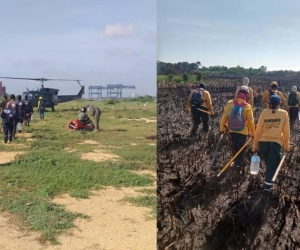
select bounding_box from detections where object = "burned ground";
[157,79,300,250]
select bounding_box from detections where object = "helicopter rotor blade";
[0,77,82,82]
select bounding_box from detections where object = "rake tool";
[217,138,252,177]
[197,108,218,118]
[210,133,224,168]
[271,152,287,183]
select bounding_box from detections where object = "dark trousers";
[230,132,247,167]
[12,118,17,138]
[289,107,299,129]
[3,121,13,142]
[191,105,209,132]
[258,141,282,192]
[39,109,44,119]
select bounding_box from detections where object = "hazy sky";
[0,0,156,97]
[158,0,300,71]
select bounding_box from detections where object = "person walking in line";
[262,81,286,108]
[186,83,214,135]
[219,86,255,182]
[0,94,8,131]
[0,94,8,111]
[286,85,300,130]
[252,94,290,201]
[15,95,25,133]
[235,77,254,109]
[86,105,101,132]
[1,102,14,143]
[37,97,45,120]
[7,94,18,139]
[22,95,33,126]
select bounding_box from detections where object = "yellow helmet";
[270,81,278,86]
[39,96,43,100]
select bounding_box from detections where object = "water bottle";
[250,153,260,175]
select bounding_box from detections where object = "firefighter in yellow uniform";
[262,81,286,108]
[186,83,214,134]
[219,86,255,182]
[235,77,254,109]
[286,85,300,129]
[252,94,290,201]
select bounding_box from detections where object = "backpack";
[288,92,298,106]
[228,100,247,131]
[191,89,203,105]
[269,89,278,97]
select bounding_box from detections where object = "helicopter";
[0,77,85,111]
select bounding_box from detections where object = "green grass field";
[0,97,156,243]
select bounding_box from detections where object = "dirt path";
[0,187,156,250]
[0,136,156,250]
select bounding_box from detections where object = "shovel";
[217,137,252,177]
[271,152,287,183]
[210,133,224,168]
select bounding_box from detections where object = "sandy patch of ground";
[15,133,33,138]
[121,117,157,123]
[81,150,120,162]
[148,143,156,146]
[64,148,77,153]
[78,140,99,145]
[131,143,138,146]
[5,143,28,149]
[0,187,156,250]
[0,152,25,165]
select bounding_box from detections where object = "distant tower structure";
[106,84,135,98]
[88,85,107,99]
[0,81,6,95]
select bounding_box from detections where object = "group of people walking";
[1,92,102,142]
[187,77,297,201]
[0,94,33,143]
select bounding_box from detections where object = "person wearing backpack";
[7,94,18,139]
[1,102,14,143]
[252,94,290,202]
[286,85,300,129]
[37,96,45,120]
[22,95,33,126]
[235,77,254,109]
[262,81,286,108]
[219,86,255,182]
[186,83,214,135]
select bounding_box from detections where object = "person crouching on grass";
[252,94,290,202]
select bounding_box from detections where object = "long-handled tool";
[217,138,252,177]
[197,108,212,115]
[271,152,287,183]
[210,133,224,168]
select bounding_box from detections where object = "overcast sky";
[0,0,156,97]
[158,0,300,71]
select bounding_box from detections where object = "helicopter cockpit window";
[34,95,39,99]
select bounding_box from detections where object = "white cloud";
[104,23,138,37]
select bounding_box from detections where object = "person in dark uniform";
[22,95,34,126]
[7,94,18,139]
[0,94,8,131]
[1,102,14,143]
[78,107,94,130]
[15,95,25,133]
[86,105,101,132]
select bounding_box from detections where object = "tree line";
[157,61,300,83]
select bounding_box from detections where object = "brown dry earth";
[0,135,156,250]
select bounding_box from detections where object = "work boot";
[232,166,241,183]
